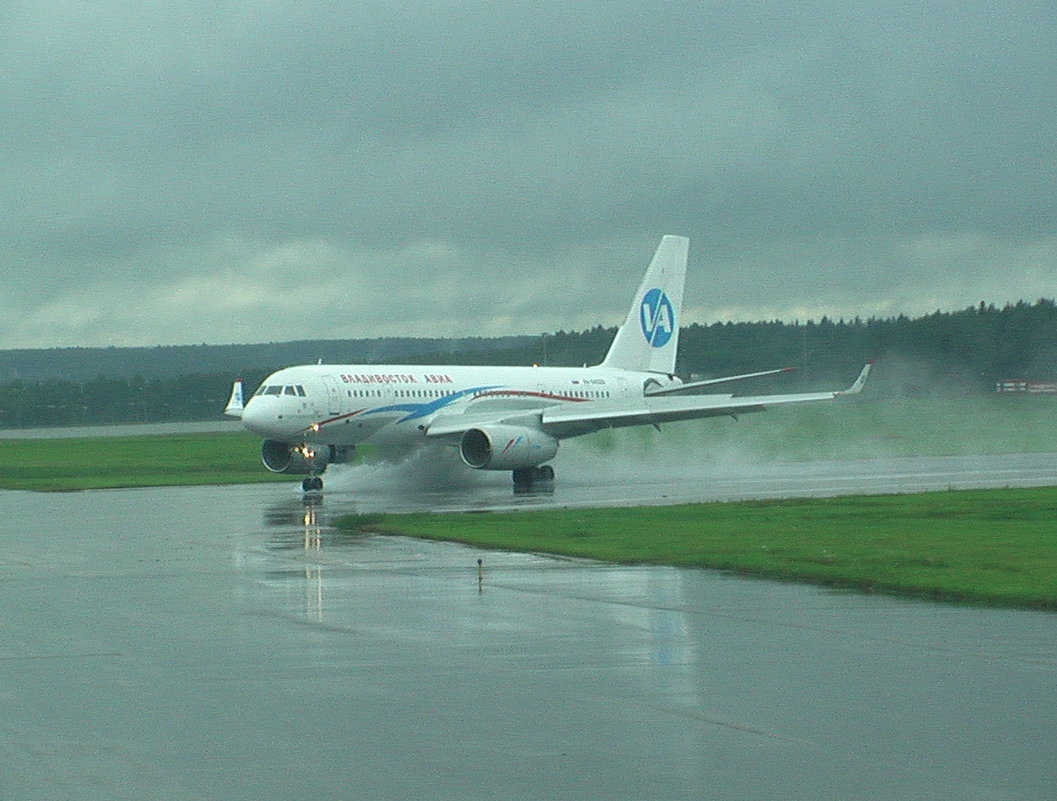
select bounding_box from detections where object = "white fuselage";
[241,363,669,455]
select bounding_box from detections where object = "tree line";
[1,300,1054,428]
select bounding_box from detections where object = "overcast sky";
[2,1,1055,348]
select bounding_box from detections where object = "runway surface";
[1,455,1056,800]
[308,449,1057,513]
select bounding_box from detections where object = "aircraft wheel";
[512,468,533,491]
[302,476,324,492]
[512,465,555,493]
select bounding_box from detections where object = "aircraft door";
[538,380,555,404]
[320,375,343,415]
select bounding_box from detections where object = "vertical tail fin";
[600,235,689,374]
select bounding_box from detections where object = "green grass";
[337,487,1057,610]
[0,432,288,491]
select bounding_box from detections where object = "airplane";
[225,235,872,493]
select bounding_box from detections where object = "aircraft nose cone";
[241,396,283,437]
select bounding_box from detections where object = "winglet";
[224,379,245,418]
[838,361,873,396]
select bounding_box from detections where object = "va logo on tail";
[639,288,675,348]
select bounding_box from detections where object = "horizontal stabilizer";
[645,367,796,396]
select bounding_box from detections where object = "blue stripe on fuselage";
[361,385,503,424]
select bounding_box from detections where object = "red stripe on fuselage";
[299,408,367,434]
[473,390,590,402]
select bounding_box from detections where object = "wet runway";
[2,457,1056,800]
[314,448,1057,513]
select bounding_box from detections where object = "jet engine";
[459,425,559,471]
[261,440,352,474]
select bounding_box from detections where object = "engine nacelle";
[261,440,352,474]
[459,425,559,471]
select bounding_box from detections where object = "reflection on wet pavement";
[0,456,1055,800]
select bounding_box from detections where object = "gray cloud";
[1,1,1055,347]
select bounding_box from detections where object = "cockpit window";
[253,384,306,397]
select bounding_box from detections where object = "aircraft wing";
[539,391,835,438]
[426,363,872,442]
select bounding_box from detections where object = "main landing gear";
[512,464,555,493]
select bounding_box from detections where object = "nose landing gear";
[302,475,324,493]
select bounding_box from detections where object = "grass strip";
[337,487,1057,610]
[0,432,287,491]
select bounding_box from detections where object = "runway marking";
[651,705,801,743]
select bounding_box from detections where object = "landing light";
[310,423,321,432]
